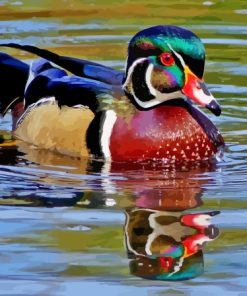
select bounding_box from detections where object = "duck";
[0,25,224,162]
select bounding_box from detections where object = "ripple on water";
[0,5,247,294]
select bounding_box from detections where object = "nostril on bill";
[197,81,211,96]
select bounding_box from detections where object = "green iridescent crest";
[135,34,205,60]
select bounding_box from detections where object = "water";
[0,1,247,295]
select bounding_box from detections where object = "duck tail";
[0,52,29,117]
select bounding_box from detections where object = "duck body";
[0,25,224,162]
[13,78,223,162]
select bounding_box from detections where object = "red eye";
[160,52,175,66]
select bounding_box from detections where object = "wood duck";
[0,25,224,162]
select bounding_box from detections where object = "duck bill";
[182,66,221,116]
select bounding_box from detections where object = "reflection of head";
[125,209,219,281]
[130,250,204,281]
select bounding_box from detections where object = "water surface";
[0,1,247,295]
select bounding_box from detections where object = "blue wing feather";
[0,43,124,85]
[25,58,114,112]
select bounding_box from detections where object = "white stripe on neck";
[122,57,147,91]
[133,90,184,109]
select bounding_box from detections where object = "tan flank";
[14,103,95,158]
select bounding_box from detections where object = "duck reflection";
[122,170,220,281]
[0,140,221,281]
[125,209,219,281]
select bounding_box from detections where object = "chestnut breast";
[110,102,224,162]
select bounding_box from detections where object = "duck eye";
[160,52,175,66]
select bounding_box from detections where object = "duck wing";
[0,43,124,85]
[24,58,114,113]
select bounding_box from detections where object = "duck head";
[123,25,221,116]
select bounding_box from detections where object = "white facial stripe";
[100,110,117,160]
[167,43,186,68]
[145,63,156,96]
[122,57,147,91]
[133,90,184,109]
[123,50,185,109]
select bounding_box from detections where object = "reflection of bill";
[125,209,220,281]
